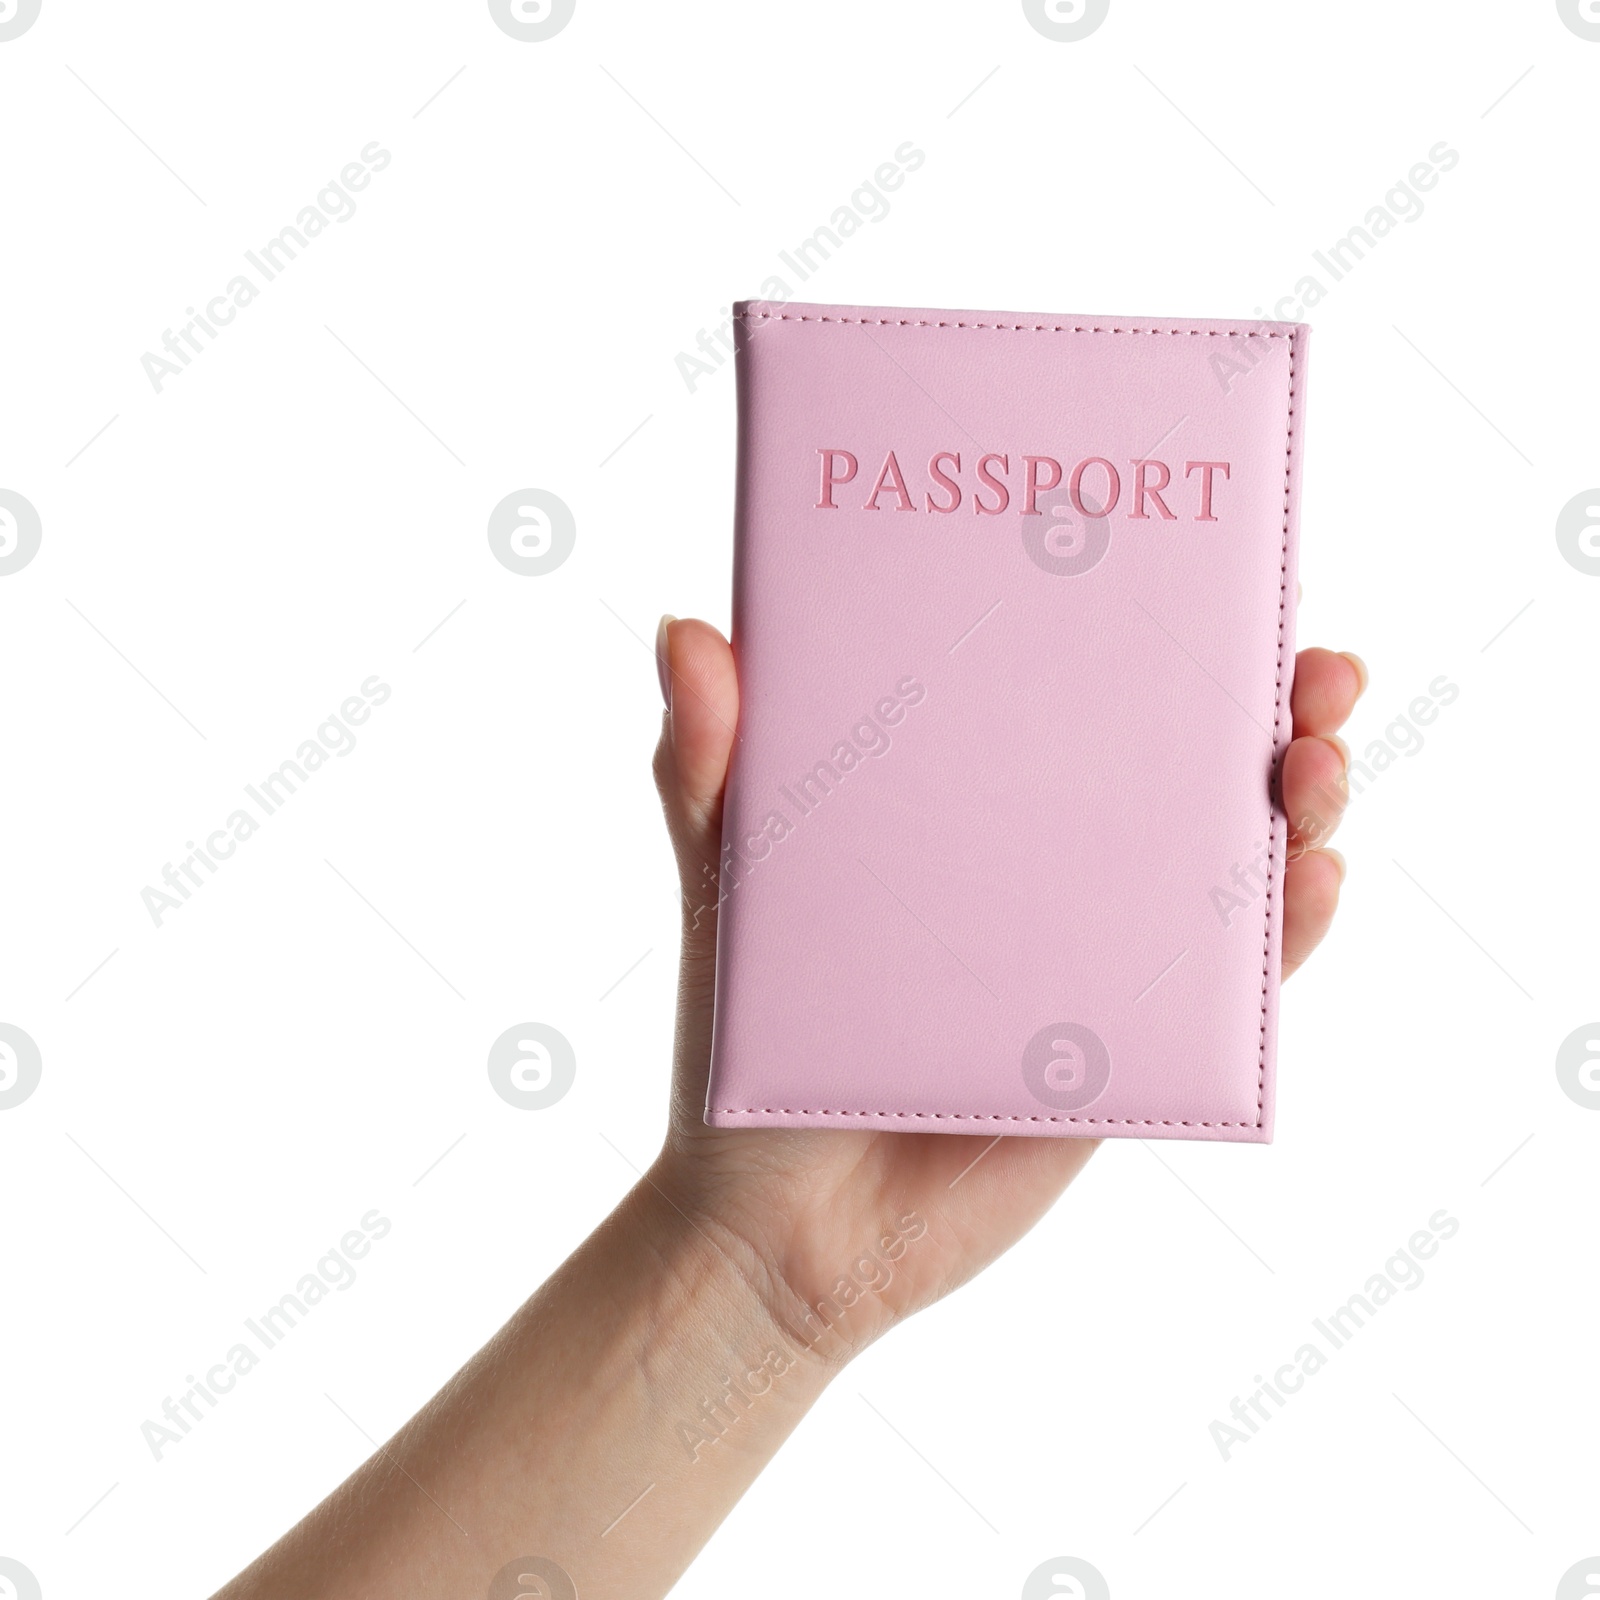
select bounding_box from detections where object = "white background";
[2,2,1596,1596]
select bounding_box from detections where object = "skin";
[214,619,1364,1600]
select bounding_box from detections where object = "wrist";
[639,1154,914,1374]
[600,1167,835,1491]
[627,1164,836,1381]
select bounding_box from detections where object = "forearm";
[213,1173,837,1600]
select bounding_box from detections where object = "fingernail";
[1339,651,1369,700]
[655,614,676,711]
[1322,732,1351,769]
[1323,847,1347,884]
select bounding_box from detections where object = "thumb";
[652,616,739,923]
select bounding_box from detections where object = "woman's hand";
[649,616,1365,1361]
[213,618,1365,1600]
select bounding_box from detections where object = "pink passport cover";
[703,301,1308,1143]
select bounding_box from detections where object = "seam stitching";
[736,310,1290,338]
[1252,327,1296,1128]
[709,1110,1260,1127]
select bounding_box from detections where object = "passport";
[703,301,1309,1143]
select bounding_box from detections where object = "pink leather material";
[703,302,1308,1143]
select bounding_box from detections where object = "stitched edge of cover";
[735,310,1293,338]
[1254,328,1297,1129]
[708,1110,1263,1128]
